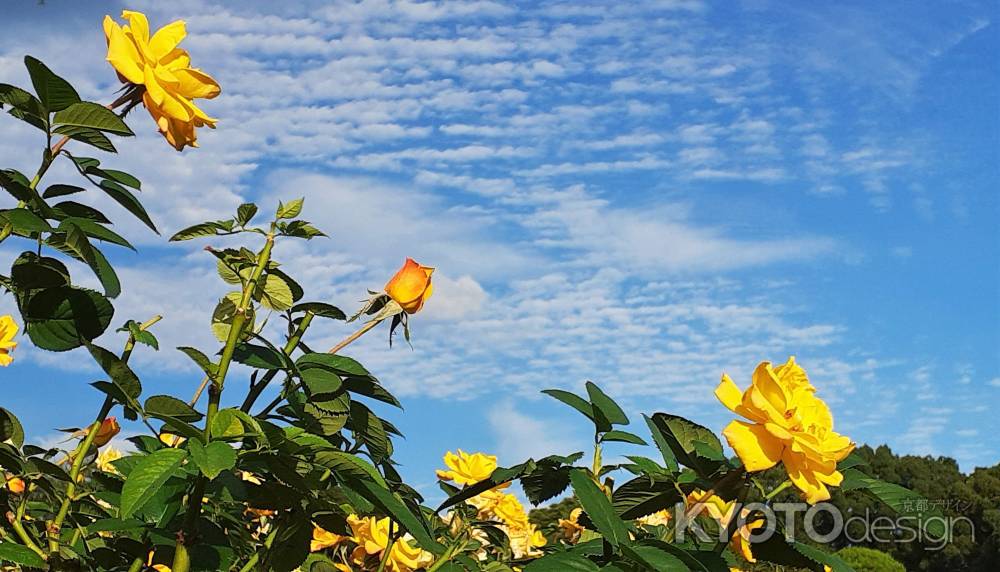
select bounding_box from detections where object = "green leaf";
[751,534,847,572]
[0,408,25,448]
[99,169,141,189]
[291,302,346,320]
[24,55,79,111]
[145,395,203,422]
[47,225,121,297]
[854,477,947,538]
[10,252,69,290]
[523,552,600,571]
[612,474,683,520]
[0,208,52,234]
[601,430,647,445]
[349,401,391,463]
[170,221,230,241]
[120,448,187,518]
[97,179,156,232]
[258,273,294,311]
[211,291,253,343]
[53,125,116,152]
[621,544,687,571]
[647,413,724,477]
[586,381,629,427]
[276,197,304,219]
[644,414,679,473]
[87,342,142,399]
[52,101,132,135]
[23,286,114,351]
[569,469,631,547]
[542,388,602,429]
[313,451,387,488]
[297,353,371,377]
[188,440,237,480]
[262,515,311,572]
[232,343,287,370]
[51,200,111,223]
[58,217,134,250]
[177,346,218,377]
[0,83,46,129]
[0,541,47,567]
[236,203,257,226]
[42,184,85,199]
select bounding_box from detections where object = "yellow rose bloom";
[159,432,186,447]
[5,476,25,494]
[716,357,855,504]
[558,507,585,543]
[96,447,123,474]
[310,524,346,552]
[506,521,547,559]
[636,509,672,528]
[492,492,530,529]
[384,258,434,314]
[103,10,220,150]
[0,315,19,367]
[346,515,433,572]
[685,489,736,524]
[729,508,765,563]
[435,450,507,487]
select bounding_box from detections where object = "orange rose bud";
[384,258,434,314]
[93,417,121,447]
[6,477,25,494]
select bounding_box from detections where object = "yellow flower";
[558,507,585,543]
[146,551,170,572]
[103,10,220,150]
[347,515,433,572]
[93,417,120,447]
[492,492,530,529]
[0,315,18,367]
[435,450,506,487]
[506,521,547,559]
[310,524,346,552]
[159,432,186,447]
[5,476,25,494]
[384,258,434,314]
[636,509,672,528]
[685,489,736,524]
[729,508,765,563]
[716,357,855,504]
[96,447,123,474]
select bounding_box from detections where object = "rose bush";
[0,9,944,572]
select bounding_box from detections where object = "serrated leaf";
[188,440,236,480]
[291,302,345,320]
[87,342,141,399]
[601,430,647,445]
[542,388,602,429]
[586,381,629,426]
[23,286,114,351]
[145,395,203,422]
[120,448,187,518]
[177,346,217,377]
[97,179,156,232]
[570,469,631,547]
[258,273,294,311]
[24,55,79,111]
[54,125,116,152]
[523,552,599,571]
[53,101,132,135]
[236,203,257,226]
[276,197,304,219]
[0,542,46,567]
[170,221,228,241]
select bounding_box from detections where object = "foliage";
[0,10,960,572]
[835,547,905,572]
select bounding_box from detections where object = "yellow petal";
[149,20,187,61]
[715,374,744,413]
[722,420,782,472]
[106,21,145,84]
[173,68,221,99]
[750,361,788,411]
[121,10,150,45]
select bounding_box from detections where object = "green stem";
[240,311,314,413]
[426,540,465,572]
[256,316,385,418]
[9,492,45,560]
[764,479,792,501]
[126,555,145,572]
[48,315,161,555]
[238,525,277,572]
[172,232,275,572]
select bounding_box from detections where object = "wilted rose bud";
[93,417,121,447]
[384,258,434,314]
[5,477,25,494]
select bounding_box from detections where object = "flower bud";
[384,258,434,314]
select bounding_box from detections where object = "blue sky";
[1,0,997,504]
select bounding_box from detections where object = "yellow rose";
[492,492,530,529]
[506,521,546,559]
[159,432,186,447]
[715,357,855,504]
[729,508,765,563]
[310,524,346,552]
[103,10,220,150]
[558,507,585,543]
[636,509,672,528]
[685,488,735,524]
[96,447,123,474]
[346,515,433,572]
[384,258,434,314]
[0,315,19,367]
[93,417,121,447]
[435,450,504,487]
